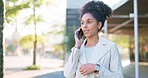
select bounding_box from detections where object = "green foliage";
[6,0,17,2]
[5,1,30,23]
[48,21,65,35]
[28,0,54,6]
[20,35,47,49]
[24,14,44,25]
[54,44,63,52]
[109,34,130,48]
[66,32,75,52]
[6,3,29,17]
[0,0,3,6]
[130,52,135,61]
[66,26,77,52]
[53,44,64,59]
[143,36,148,43]
[6,44,15,53]
[24,65,42,70]
[5,0,53,23]
[20,35,34,48]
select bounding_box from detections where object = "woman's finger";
[81,69,87,76]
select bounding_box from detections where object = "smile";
[83,30,89,33]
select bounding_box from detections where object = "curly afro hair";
[80,1,112,31]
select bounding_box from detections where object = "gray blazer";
[64,37,124,78]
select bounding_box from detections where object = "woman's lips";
[83,30,89,34]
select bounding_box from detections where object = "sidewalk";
[4,56,65,78]
[4,56,148,78]
[123,62,148,78]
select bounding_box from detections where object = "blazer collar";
[80,36,110,64]
[81,36,108,46]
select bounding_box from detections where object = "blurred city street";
[123,62,148,78]
[4,55,148,78]
[4,56,65,78]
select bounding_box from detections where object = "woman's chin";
[85,35,90,38]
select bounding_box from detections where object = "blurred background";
[2,0,148,78]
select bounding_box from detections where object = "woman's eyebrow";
[81,18,94,21]
[87,19,93,21]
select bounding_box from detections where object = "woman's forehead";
[81,13,96,21]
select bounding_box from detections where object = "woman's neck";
[86,35,99,47]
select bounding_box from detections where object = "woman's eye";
[88,21,92,24]
[81,22,84,25]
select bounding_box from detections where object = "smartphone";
[77,28,84,39]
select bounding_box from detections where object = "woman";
[64,1,123,78]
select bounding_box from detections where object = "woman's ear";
[97,21,102,29]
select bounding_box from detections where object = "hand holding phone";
[77,28,84,40]
[74,28,84,49]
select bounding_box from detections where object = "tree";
[5,0,29,34]
[32,0,37,66]
[24,0,53,65]
[19,35,47,52]
[5,0,30,56]
[0,0,4,77]
[5,0,29,23]
[24,0,44,65]
[6,0,52,66]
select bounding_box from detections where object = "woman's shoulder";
[100,36,116,47]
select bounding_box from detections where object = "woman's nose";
[81,23,87,28]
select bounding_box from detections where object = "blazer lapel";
[89,37,110,64]
[78,37,110,64]
[79,40,87,64]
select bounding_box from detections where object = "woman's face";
[81,13,101,38]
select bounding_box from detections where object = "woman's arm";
[95,44,124,78]
[64,47,80,78]
[64,28,84,78]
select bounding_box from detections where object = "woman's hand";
[79,63,96,76]
[74,27,84,48]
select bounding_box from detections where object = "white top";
[85,46,95,62]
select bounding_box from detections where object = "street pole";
[133,0,139,78]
